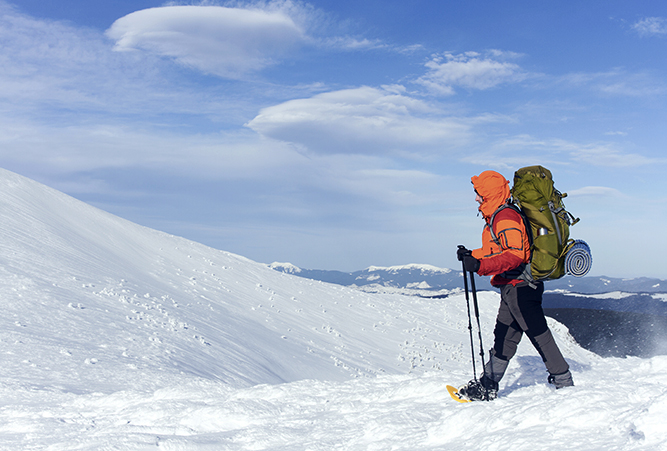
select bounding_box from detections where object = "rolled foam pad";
[565,240,592,277]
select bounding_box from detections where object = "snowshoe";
[458,376,498,401]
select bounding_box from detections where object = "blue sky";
[1,0,666,278]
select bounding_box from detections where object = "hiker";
[457,170,574,401]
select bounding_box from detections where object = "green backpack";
[510,165,580,281]
[490,166,580,282]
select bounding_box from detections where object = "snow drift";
[0,168,666,450]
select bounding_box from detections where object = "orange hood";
[471,170,511,220]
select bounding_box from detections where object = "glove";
[462,254,481,273]
[456,245,471,262]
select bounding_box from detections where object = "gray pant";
[484,282,569,382]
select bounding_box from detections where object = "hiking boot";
[548,370,574,389]
[458,375,498,401]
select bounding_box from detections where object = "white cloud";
[320,36,385,50]
[245,86,471,155]
[105,2,396,79]
[415,51,528,95]
[106,5,306,78]
[559,69,666,97]
[0,3,225,118]
[558,140,667,167]
[632,17,667,37]
[0,4,109,107]
[567,186,624,197]
[462,134,666,170]
[334,166,443,208]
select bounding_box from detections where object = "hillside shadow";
[545,308,667,358]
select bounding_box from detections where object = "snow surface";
[1,167,666,450]
[548,290,636,300]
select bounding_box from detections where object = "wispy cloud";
[319,36,385,51]
[559,69,666,97]
[0,3,114,109]
[320,162,446,209]
[415,50,529,95]
[0,2,234,120]
[462,134,665,170]
[0,117,298,178]
[565,141,667,167]
[632,17,667,37]
[567,186,625,197]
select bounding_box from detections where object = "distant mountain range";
[270,262,667,357]
[269,262,667,295]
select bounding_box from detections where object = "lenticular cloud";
[246,86,472,155]
[106,5,305,78]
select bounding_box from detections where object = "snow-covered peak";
[365,263,452,274]
[268,261,302,273]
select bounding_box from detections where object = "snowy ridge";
[268,261,302,273]
[365,263,452,274]
[269,261,466,292]
[1,167,667,450]
[551,290,635,300]
[270,264,667,295]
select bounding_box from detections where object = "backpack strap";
[488,201,537,287]
[488,201,533,248]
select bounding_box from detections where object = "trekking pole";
[468,270,490,401]
[458,245,478,383]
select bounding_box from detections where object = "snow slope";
[1,167,666,450]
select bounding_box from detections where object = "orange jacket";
[470,171,531,286]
